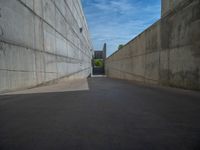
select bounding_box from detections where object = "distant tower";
[103,43,107,61]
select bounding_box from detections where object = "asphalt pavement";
[0,77,200,150]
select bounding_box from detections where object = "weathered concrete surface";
[106,0,200,90]
[0,77,200,150]
[1,78,89,95]
[161,0,185,16]
[0,0,92,93]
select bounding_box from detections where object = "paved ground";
[0,77,200,150]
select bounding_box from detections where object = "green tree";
[94,59,103,67]
[118,44,124,50]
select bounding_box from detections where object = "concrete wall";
[0,0,93,93]
[161,0,184,16]
[106,0,200,90]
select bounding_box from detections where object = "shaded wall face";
[106,0,200,90]
[161,0,184,16]
[0,0,92,92]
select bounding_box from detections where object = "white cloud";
[82,0,161,56]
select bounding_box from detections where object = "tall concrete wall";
[0,0,93,93]
[161,0,184,16]
[106,0,200,90]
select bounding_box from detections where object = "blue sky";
[81,0,161,56]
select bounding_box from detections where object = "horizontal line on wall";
[107,0,196,60]
[107,67,158,83]
[161,0,195,18]
[106,50,161,62]
[106,44,193,62]
[0,67,91,94]
[16,0,91,59]
[0,39,90,64]
[0,68,57,74]
[0,67,91,75]
[54,2,88,51]
[60,67,91,78]
[65,0,91,44]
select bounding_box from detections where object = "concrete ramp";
[1,78,89,95]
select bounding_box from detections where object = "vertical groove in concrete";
[0,0,92,93]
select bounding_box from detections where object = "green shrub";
[118,44,124,50]
[94,59,104,67]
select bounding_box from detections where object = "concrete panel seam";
[106,20,161,60]
[106,50,162,62]
[16,0,91,59]
[0,39,89,64]
[108,67,158,82]
[0,68,57,74]
[63,0,91,48]
[161,0,195,18]
[53,1,91,55]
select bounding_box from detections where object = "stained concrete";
[0,0,92,93]
[0,77,200,150]
[161,0,185,16]
[106,0,200,90]
[1,78,89,95]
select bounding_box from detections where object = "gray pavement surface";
[0,77,200,150]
